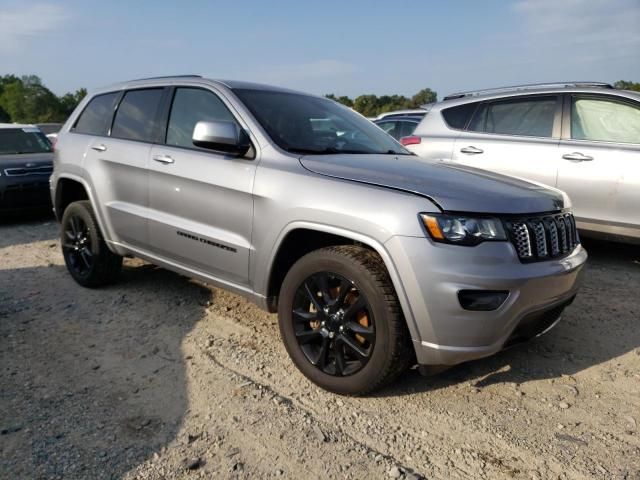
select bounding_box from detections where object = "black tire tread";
[62,200,122,287]
[325,245,414,394]
[281,244,414,395]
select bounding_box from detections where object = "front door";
[147,86,257,285]
[558,93,640,238]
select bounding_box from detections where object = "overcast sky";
[1,0,639,98]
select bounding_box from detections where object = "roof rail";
[443,82,614,101]
[129,74,203,82]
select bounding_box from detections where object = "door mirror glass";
[192,121,251,156]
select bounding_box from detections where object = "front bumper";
[385,236,587,365]
[0,176,52,212]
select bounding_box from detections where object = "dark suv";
[0,124,53,215]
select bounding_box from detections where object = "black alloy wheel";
[62,214,94,277]
[292,272,375,377]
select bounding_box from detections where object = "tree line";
[0,75,86,124]
[326,88,438,117]
[328,81,640,117]
[1,75,639,125]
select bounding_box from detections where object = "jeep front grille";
[505,213,579,262]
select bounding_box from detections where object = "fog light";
[458,290,509,311]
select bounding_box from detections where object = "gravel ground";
[1,215,639,479]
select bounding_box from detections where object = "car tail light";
[400,136,421,146]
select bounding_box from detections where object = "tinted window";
[468,97,557,137]
[111,89,164,142]
[376,121,400,139]
[442,103,477,129]
[166,88,237,148]
[234,89,408,155]
[571,97,640,144]
[0,127,52,154]
[74,92,119,136]
[399,121,418,138]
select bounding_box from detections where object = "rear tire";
[61,200,122,288]
[278,245,413,395]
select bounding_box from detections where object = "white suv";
[402,82,640,244]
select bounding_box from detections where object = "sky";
[1,0,639,99]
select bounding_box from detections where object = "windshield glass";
[234,89,410,155]
[0,128,52,155]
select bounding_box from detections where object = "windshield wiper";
[385,149,413,156]
[286,147,372,155]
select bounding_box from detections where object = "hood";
[299,154,566,214]
[0,152,53,169]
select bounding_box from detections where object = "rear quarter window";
[441,103,478,130]
[74,92,120,136]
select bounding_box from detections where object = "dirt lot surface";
[1,216,639,479]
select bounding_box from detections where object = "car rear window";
[0,128,52,155]
[111,88,164,142]
[74,92,120,136]
[441,103,478,130]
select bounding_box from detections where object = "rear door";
[147,86,257,285]
[451,95,561,188]
[81,88,166,248]
[557,93,640,238]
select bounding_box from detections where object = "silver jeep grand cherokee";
[51,75,587,395]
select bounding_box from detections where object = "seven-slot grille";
[505,213,578,262]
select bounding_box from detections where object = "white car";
[403,82,640,244]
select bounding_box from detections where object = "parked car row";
[4,77,635,394]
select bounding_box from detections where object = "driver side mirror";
[192,121,251,157]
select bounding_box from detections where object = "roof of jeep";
[94,76,308,96]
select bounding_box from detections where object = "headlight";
[420,213,506,246]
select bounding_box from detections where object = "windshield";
[234,89,410,155]
[0,127,52,155]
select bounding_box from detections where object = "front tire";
[278,245,413,395]
[61,200,122,288]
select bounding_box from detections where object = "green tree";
[0,75,61,123]
[353,94,380,117]
[59,88,87,118]
[409,88,437,107]
[325,94,354,108]
[614,80,640,92]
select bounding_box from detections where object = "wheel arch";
[54,175,91,220]
[263,223,420,343]
[54,174,118,254]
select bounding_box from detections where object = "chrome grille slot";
[506,213,579,263]
[512,223,532,258]
[532,222,548,257]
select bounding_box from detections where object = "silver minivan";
[403,82,640,244]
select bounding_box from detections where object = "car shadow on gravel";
[0,212,56,249]
[377,238,640,397]
[0,261,210,479]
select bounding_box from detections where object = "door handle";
[562,152,593,162]
[153,154,175,164]
[91,144,107,152]
[460,146,484,155]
